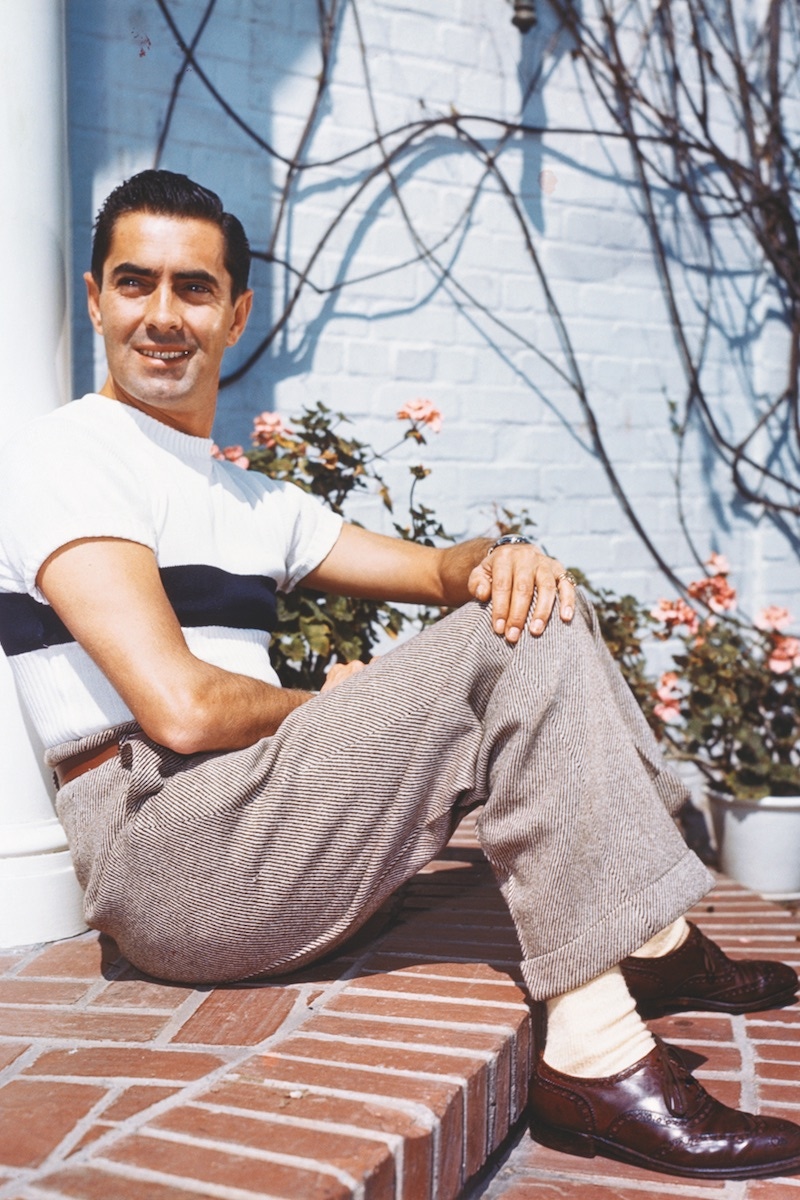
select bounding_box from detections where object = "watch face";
[490,535,531,553]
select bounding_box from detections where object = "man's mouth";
[138,348,191,361]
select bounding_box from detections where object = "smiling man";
[86,206,252,434]
[1,169,799,1182]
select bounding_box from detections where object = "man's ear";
[84,271,104,336]
[226,288,254,348]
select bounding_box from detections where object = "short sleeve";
[0,412,156,601]
[266,480,343,592]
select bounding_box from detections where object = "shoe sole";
[529,1117,800,1180]
[636,985,798,1018]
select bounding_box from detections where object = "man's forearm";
[150,660,314,755]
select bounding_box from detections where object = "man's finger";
[321,660,366,692]
[468,562,492,603]
[527,565,575,635]
[486,558,515,634]
[502,570,538,642]
[556,570,577,622]
[527,580,557,636]
[526,560,563,636]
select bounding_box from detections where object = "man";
[0,169,798,1181]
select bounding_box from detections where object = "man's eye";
[185,282,211,294]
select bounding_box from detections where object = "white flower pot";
[709,791,800,900]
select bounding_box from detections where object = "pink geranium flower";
[687,574,737,614]
[655,671,680,701]
[768,635,800,675]
[211,443,249,470]
[653,672,683,723]
[654,699,682,724]
[705,551,731,575]
[253,411,291,447]
[755,606,793,633]
[396,398,443,433]
[650,598,700,636]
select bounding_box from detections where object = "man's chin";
[109,387,198,429]
[123,373,194,405]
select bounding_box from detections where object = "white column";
[0,0,86,946]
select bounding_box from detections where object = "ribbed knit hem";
[45,721,140,769]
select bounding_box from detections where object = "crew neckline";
[83,393,215,461]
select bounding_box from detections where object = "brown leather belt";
[54,741,121,788]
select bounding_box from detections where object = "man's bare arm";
[37,538,314,755]
[302,523,575,643]
[38,522,574,755]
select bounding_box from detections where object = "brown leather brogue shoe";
[529,1038,800,1179]
[620,921,798,1017]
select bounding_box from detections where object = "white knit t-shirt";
[0,395,343,747]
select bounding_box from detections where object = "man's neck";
[97,377,215,438]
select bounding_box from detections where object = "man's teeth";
[140,349,190,360]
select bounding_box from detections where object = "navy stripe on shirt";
[0,564,278,657]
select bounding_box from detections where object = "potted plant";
[649,556,800,898]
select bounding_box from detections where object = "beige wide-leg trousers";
[48,593,713,996]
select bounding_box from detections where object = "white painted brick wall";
[65,0,800,618]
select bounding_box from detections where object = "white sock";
[544,965,655,1078]
[630,917,690,959]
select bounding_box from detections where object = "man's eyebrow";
[111,262,158,280]
[110,263,221,287]
[174,269,221,287]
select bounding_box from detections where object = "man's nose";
[145,284,182,331]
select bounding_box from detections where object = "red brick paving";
[170,985,299,1046]
[471,882,800,1200]
[1,819,799,1199]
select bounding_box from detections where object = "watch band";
[488,535,533,554]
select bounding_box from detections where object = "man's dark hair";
[91,169,251,298]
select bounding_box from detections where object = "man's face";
[84,211,252,435]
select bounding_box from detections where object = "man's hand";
[303,523,576,645]
[321,660,368,691]
[467,543,575,642]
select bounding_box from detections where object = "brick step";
[1,814,799,1199]
[0,814,529,1200]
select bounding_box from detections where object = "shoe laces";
[700,932,736,986]
[657,1039,701,1118]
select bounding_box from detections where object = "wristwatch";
[488,535,533,554]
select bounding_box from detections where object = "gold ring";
[555,571,577,587]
